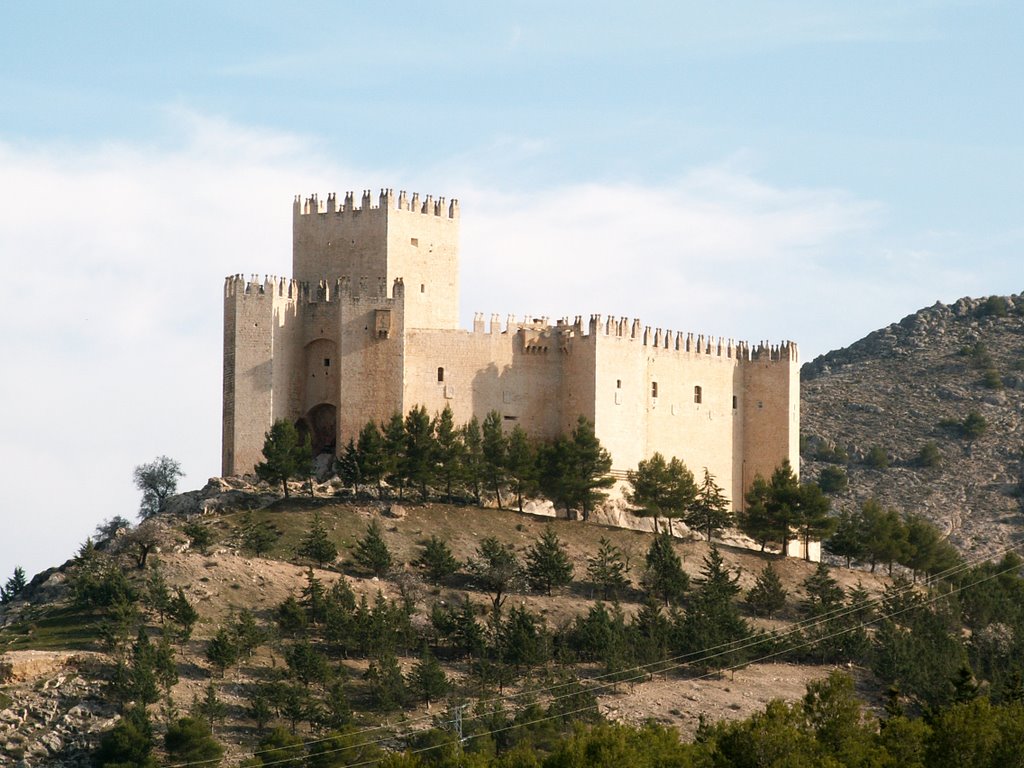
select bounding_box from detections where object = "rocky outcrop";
[0,651,113,766]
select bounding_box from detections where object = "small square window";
[323,358,331,367]
[410,237,419,246]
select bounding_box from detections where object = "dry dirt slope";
[801,293,1024,556]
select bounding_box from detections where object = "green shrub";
[818,466,849,494]
[980,368,1004,390]
[863,445,890,469]
[976,295,1009,318]
[917,441,942,468]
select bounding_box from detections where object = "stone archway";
[305,403,337,456]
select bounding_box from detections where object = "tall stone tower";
[222,189,460,476]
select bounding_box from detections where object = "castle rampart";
[224,189,800,545]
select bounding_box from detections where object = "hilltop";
[801,293,1024,556]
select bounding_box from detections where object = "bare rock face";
[0,651,113,766]
[801,293,1024,556]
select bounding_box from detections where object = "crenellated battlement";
[461,310,798,363]
[224,274,405,304]
[293,188,459,220]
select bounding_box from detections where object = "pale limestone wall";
[591,328,746,508]
[222,276,301,476]
[741,344,801,486]
[292,190,459,331]
[334,294,406,444]
[400,319,581,441]
[225,189,800,540]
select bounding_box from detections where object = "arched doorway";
[304,403,337,456]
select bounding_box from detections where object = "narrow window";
[616,379,622,389]
[420,283,426,293]
[503,415,518,421]
[694,385,702,404]
[323,358,330,367]
[651,382,658,398]
[732,395,737,409]
[437,367,445,383]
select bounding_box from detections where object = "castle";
[222,189,804,553]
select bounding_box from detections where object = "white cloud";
[0,112,1009,581]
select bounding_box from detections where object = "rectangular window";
[651,382,658,398]
[732,395,737,409]
[694,385,702,404]
[323,358,331,367]
[437,367,445,383]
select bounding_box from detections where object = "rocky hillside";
[801,293,1024,556]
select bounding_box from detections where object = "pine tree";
[414,535,459,585]
[468,537,522,615]
[239,512,280,557]
[586,537,630,600]
[792,482,836,560]
[746,561,788,619]
[94,704,157,768]
[433,404,464,503]
[642,532,689,606]
[255,419,313,498]
[301,566,327,624]
[498,605,548,671]
[356,420,388,498]
[1,566,28,604]
[825,508,865,568]
[205,627,239,677]
[169,588,199,644]
[382,412,407,499]
[335,437,361,488]
[627,452,672,534]
[364,652,407,711]
[505,425,537,512]
[525,527,574,595]
[353,519,393,577]
[409,647,449,706]
[231,608,266,658]
[164,716,223,764]
[193,682,228,729]
[685,468,732,542]
[567,416,615,521]
[296,513,338,568]
[676,545,748,667]
[403,405,436,502]
[800,562,844,618]
[461,416,485,505]
[482,410,508,508]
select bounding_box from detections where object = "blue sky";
[1,1,1021,580]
